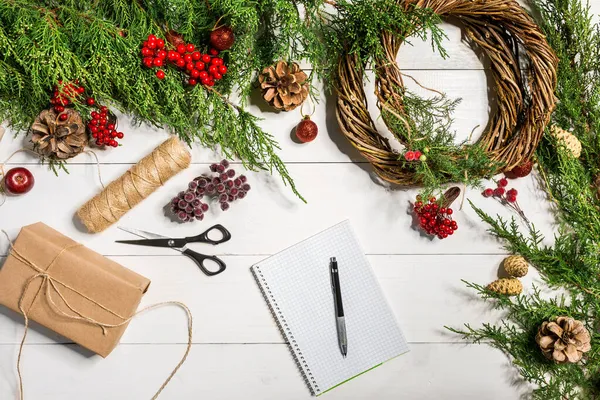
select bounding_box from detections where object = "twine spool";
[77,137,191,233]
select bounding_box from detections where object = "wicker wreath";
[336,0,558,186]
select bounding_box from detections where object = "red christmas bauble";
[506,160,533,179]
[295,116,318,143]
[209,26,235,51]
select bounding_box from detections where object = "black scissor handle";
[186,224,232,245]
[182,248,227,276]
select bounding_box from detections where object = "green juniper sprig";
[454,1,600,397]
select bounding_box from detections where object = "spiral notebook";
[251,220,409,395]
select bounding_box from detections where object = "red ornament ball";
[209,26,235,51]
[295,116,318,143]
[505,160,533,179]
[3,167,35,195]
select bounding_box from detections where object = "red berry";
[191,69,200,78]
[213,72,223,80]
[189,78,198,86]
[100,106,108,113]
[176,59,186,68]
[156,50,167,59]
[143,57,154,68]
[111,140,119,147]
[483,188,493,197]
[218,65,228,74]
[199,71,209,79]
[195,61,206,71]
[192,51,201,61]
[183,53,192,63]
[89,125,98,133]
[494,187,505,196]
[141,47,152,56]
[186,62,195,71]
[147,41,156,49]
[148,34,157,42]
[117,132,124,139]
[177,44,186,54]
[201,77,211,86]
[507,188,518,196]
[209,48,220,56]
[414,150,422,159]
[86,98,95,106]
[153,58,164,67]
[210,57,220,65]
[206,79,215,87]
[429,197,436,203]
[498,178,508,187]
[58,113,68,121]
[96,138,104,145]
[507,194,517,203]
[77,86,85,94]
[186,43,195,52]
[208,65,218,74]
[446,208,453,215]
[167,50,178,60]
[202,54,211,63]
[54,105,65,113]
[156,39,165,48]
[404,151,415,161]
[156,70,165,79]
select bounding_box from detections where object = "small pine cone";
[536,316,591,363]
[550,125,582,158]
[503,255,529,278]
[259,61,309,111]
[486,278,522,296]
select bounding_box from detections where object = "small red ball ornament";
[209,26,235,51]
[295,115,318,143]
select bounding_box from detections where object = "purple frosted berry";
[206,183,216,194]
[219,193,228,203]
[242,183,251,191]
[237,190,246,199]
[193,208,204,217]
[184,192,195,203]
[225,180,234,188]
[197,178,208,187]
[192,199,201,207]
[188,181,198,190]
[233,178,242,187]
[240,175,247,183]
[210,163,218,172]
[197,186,206,195]
[228,194,235,202]
[178,191,186,199]
[171,197,180,205]
[230,188,239,196]
[220,173,228,181]
[195,214,204,221]
[201,203,209,212]
[216,184,226,193]
[178,199,187,209]
[227,169,236,178]
[185,204,194,213]
[216,164,226,173]
[212,177,221,185]
[178,211,188,221]
[220,159,230,168]
[220,202,230,211]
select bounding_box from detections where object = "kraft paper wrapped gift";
[0,222,151,357]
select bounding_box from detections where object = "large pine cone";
[31,108,87,159]
[536,316,591,363]
[259,61,309,111]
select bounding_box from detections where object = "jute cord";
[1,231,193,400]
[335,0,559,186]
[77,137,191,233]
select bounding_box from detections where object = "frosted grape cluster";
[170,160,251,222]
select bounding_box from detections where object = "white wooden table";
[1,6,596,397]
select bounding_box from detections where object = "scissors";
[116,224,232,276]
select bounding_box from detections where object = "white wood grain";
[0,163,556,258]
[0,343,530,400]
[1,254,550,345]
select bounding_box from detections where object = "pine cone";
[550,125,582,158]
[503,255,529,278]
[259,61,309,111]
[536,316,591,363]
[31,108,87,159]
[486,278,522,296]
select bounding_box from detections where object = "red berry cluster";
[404,149,426,162]
[413,196,458,239]
[87,106,124,148]
[140,34,228,86]
[170,160,251,223]
[482,176,529,223]
[482,177,518,202]
[49,80,95,121]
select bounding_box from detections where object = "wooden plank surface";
[2,2,598,398]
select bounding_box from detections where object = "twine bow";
[1,231,192,400]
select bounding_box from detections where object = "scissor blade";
[118,226,168,240]
[115,238,185,250]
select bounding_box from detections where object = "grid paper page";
[252,220,409,395]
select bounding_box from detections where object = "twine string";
[77,137,191,233]
[1,231,193,400]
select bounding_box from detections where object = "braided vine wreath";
[335,0,558,186]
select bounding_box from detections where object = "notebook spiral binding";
[252,266,320,395]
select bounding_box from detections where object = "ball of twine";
[77,137,191,233]
[335,0,558,186]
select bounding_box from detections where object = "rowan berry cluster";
[413,196,458,239]
[482,176,529,223]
